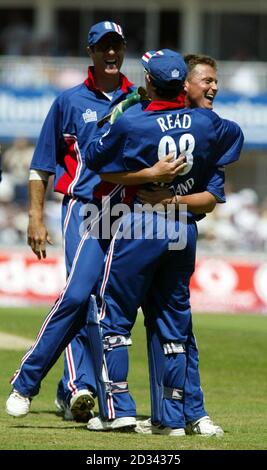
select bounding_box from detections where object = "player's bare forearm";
[175,191,217,213]
[137,188,217,214]
[101,154,187,185]
[28,180,53,259]
[28,180,47,220]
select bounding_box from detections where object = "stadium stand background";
[0,0,267,310]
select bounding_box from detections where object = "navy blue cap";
[88,21,125,46]
[141,49,187,89]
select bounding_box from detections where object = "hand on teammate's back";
[150,153,187,183]
[137,186,174,206]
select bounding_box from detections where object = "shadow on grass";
[9,424,87,430]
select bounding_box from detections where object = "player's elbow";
[202,191,217,214]
[205,200,217,213]
[205,194,217,213]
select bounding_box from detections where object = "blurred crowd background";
[0,0,267,254]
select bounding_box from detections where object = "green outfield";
[0,307,266,450]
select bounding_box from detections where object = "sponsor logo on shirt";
[83,108,97,123]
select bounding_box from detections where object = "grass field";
[0,307,267,450]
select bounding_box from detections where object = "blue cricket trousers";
[96,209,201,427]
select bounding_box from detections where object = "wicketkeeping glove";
[97,86,149,128]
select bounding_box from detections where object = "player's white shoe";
[6,389,31,417]
[70,390,95,423]
[186,416,224,437]
[135,418,185,436]
[87,416,136,431]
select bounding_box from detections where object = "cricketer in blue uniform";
[139,53,222,435]
[85,49,244,432]
[9,21,135,420]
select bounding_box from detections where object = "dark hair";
[184,54,217,77]
[150,78,184,99]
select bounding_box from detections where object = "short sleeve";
[206,166,226,202]
[212,115,244,167]
[30,98,62,174]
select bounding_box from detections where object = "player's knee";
[103,335,132,384]
[63,292,89,310]
[163,342,186,390]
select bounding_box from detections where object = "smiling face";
[89,32,126,78]
[184,63,218,109]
